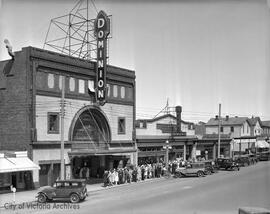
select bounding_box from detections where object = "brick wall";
[0,49,32,155]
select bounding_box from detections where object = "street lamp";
[163,140,172,170]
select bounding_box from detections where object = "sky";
[0,0,270,123]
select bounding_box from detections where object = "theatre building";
[0,46,136,188]
[136,106,198,164]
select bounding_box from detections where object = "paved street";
[2,161,270,214]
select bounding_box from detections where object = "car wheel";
[70,193,80,203]
[177,172,183,178]
[37,193,47,203]
[197,171,204,177]
[205,170,211,175]
[244,162,248,167]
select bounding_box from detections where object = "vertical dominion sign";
[94,10,110,106]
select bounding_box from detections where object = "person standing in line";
[141,165,145,181]
[137,166,141,182]
[115,169,119,185]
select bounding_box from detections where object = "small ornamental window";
[120,86,125,99]
[113,85,118,98]
[48,73,54,89]
[79,79,85,94]
[69,78,75,92]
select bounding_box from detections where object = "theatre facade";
[0,46,136,188]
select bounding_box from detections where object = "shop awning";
[0,154,40,173]
[255,140,270,148]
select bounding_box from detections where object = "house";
[247,117,263,136]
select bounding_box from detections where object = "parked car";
[175,162,207,178]
[256,151,270,161]
[202,160,219,174]
[37,179,88,203]
[234,155,251,167]
[215,158,240,171]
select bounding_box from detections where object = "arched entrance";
[69,105,113,180]
[69,105,111,148]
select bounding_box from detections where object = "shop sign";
[94,10,110,106]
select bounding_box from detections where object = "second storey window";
[48,112,59,134]
[118,117,126,134]
[230,127,234,132]
[220,127,224,133]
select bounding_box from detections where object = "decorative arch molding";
[68,105,111,148]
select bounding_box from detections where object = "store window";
[48,112,59,133]
[48,73,54,89]
[118,117,126,134]
[79,79,85,94]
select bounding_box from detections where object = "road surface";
[2,161,270,214]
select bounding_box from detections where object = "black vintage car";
[215,158,240,171]
[234,155,251,167]
[36,179,88,203]
[202,160,219,174]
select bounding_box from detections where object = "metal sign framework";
[43,0,112,61]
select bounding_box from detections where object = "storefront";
[0,151,40,193]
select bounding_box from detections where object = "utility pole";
[217,103,221,158]
[60,75,65,180]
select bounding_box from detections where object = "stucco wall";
[36,95,133,142]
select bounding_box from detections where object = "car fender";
[37,191,52,200]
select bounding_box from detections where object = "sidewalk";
[0,182,105,208]
[0,178,162,208]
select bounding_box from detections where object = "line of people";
[103,163,167,187]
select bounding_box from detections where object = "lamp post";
[163,140,172,170]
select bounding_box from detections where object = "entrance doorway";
[71,155,129,180]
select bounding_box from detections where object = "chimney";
[175,106,182,133]
[226,115,229,121]
[215,115,219,120]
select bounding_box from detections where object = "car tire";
[197,171,204,177]
[70,193,80,203]
[205,170,211,175]
[37,193,47,203]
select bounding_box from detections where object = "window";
[118,117,126,134]
[48,113,59,133]
[79,79,85,94]
[113,85,118,97]
[107,84,110,97]
[220,127,223,133]
[230,127,234,132]
[69,78,75,92]
[120,86,125,99]
[48,73,54,89]
[59,75,63,90]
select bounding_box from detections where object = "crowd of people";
[102,159,189,187]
